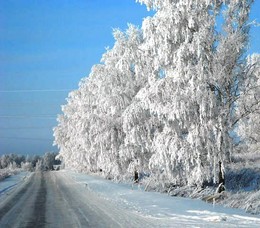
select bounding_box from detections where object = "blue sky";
[0,0,259,156]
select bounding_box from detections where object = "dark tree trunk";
[218,161,225,193]
[134,170,139,183]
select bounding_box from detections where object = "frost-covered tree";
[21,161,33,171]
[236,54,260,154]
[54,25,148,177]
[207,0,256,187]
[122,95,161,176]
[54,0,257,187]
[123,0,255,186]
[42,152,58,170]
[0,154,26,169]
[54,87,93,171]
[123,0,223,185]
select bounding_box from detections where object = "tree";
[54,25,148,177]
[54,0,257,187]
[0,154,26,169]
[123,0,255,186]
[43,152,57,170]
[21,161,33,171]
[124,0,224,185]
[236,54,260,155]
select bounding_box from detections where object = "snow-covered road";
[0,171,166,227]
[0,171,260,227]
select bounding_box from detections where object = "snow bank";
[164,167,260,215]
[135,163,260,215]
[214,164,260,214]
[0,169,19,181]
[0,171,30,196]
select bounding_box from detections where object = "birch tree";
[236,54,260,155]
[54,25,148,177]
[124,0,223,185]
[54,0,257,186]
[125,0,255,186]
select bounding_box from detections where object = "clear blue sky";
[0,0,259,156]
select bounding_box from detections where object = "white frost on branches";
[236,54,260,154]
[54,0,258,186]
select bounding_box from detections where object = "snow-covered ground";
[0,171,30,196]
[1,170,260,227]
[66,170,260,227]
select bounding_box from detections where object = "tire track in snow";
[25,172,47,228]
[0,176,30,219]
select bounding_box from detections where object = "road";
[2,171,260,228]
[0,171,158,228]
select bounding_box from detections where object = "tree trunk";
[218,161,225,193]
[134,170,139,183]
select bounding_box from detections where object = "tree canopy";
[54,0,259,186]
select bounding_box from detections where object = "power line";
[0,136,53,141]
[0,127,53,130]
[0,103,62,107]
[0,115,57,119]
[0,89,73,93]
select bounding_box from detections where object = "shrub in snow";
[0,169,19,181]
[21,162,34,172]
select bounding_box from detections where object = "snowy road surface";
[0,172,157,227]
[0,171,260,227]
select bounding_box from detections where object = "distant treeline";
[0,152,61,171]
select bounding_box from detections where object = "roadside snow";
[0,171,30,196]
[65,170,260,227]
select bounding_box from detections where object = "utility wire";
[0,136,53,141]
[0,89,73,93]
[0,127,53,130]
[1,103,62,107]
[0,115,57,119]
